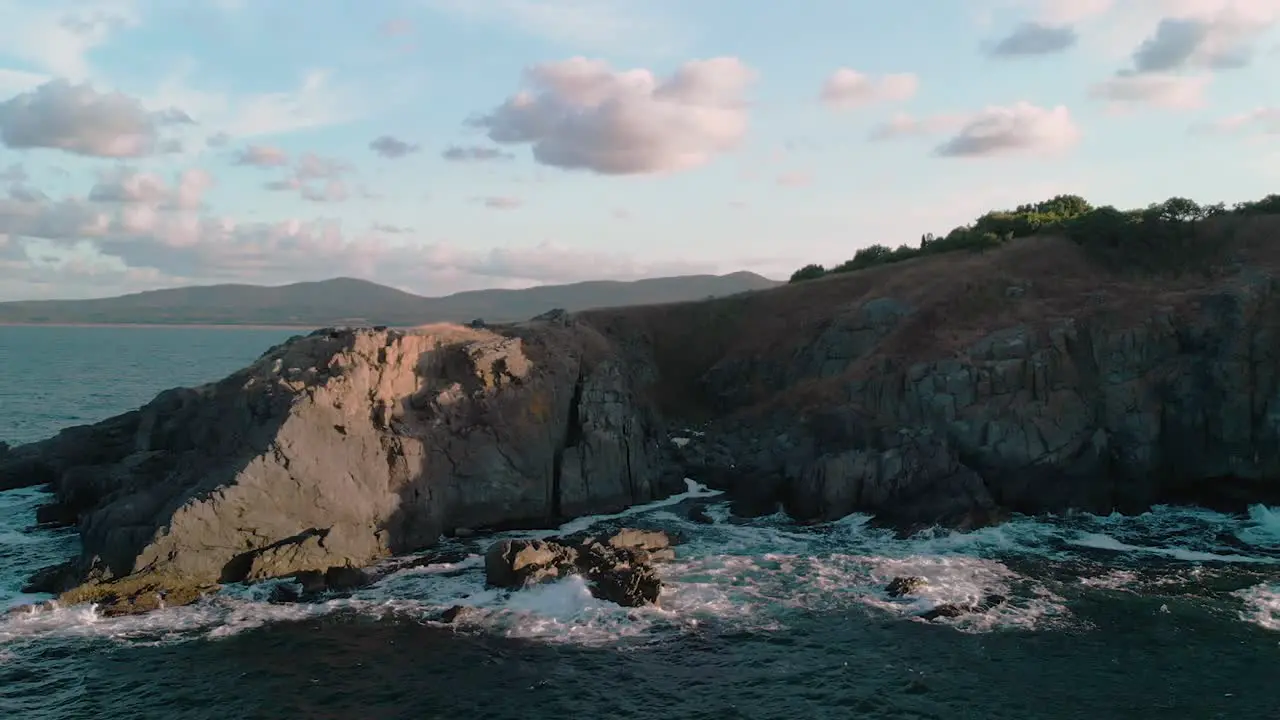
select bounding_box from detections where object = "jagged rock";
[439,605,478,624]
[885,576,928,598]
[21,561,80,595]
[483,529,674,607]
[531,308,571,326]
[686,504,715,524]
[8,323,681,613]
[919,594,1007,621]
[34,502,78,528]
[652,271,1280,529]
[484,539,579,588]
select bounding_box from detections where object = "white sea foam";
[1234,583,1280,632]
[3,483,1280,649]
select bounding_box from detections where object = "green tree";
[788,263,827,283]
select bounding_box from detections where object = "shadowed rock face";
[9,231,1280,613]
[643,270,1280,529]
[1,321,683,607]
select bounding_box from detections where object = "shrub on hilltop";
[790,193,1280,281]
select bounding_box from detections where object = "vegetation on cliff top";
[790,194,1280,283]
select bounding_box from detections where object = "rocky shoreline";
[4,234,1280,614]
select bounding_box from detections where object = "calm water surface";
[1,325,1278,719]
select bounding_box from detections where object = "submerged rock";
[484,528,674,608]
[885,576,928,598]
[919,594,1008,621]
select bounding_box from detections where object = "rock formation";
[484,528,674,607]
[582,230,1280,530]
[7,227,1280,613]
[1,320,683,610]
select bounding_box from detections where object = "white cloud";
[1089,73,1210,108]
[819,69,918,108]
[0,186,718,293]
[470,56,755,175]
[479,196,522,209]
[0,0,139,81]
[935,102,1080,157]
[442,144,515,162]
[1202,106,1280,132]
[141,69,366,157]
[232,145,289,167]
[869,112,967,140]
[0,79,160,157]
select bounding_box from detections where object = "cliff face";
[1,319,681,600]
[584,226,1280,529]
[8,224,1280,609]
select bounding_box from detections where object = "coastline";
[0,322,365,330]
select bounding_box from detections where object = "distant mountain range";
[0,273,781,327]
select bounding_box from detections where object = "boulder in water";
[885,575,928,598]
[483,528,674,607]
[919,593,1007,621]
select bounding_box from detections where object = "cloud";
[869,112,966,140]
[85,168,213,210]
[369,134,420,158]
[820,69,918,108]
[258,153,353,202]
[372,223,411,233]
[479,196,522,209]
[442,144,515,162]
[935,102,1080,157]
[468,56,755,175]
[989,22,1078,56]
[1201,106,1280,133]
[1089,73,1210,108]
[206,132,231,148]
[0,79,162,157]
[301,179,348,203]
[147,70,366,148]
[295,152,352,180]
[232,144,289,167]
[1120,3,1280,74]
[0,163,27,184]
[0,186,717,293]
[0,2,139,80]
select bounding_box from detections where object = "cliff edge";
[2,318,682,611]
[584,215,1280,529]
[7,211,1280,612]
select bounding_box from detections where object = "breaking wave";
[4,479,1280,652]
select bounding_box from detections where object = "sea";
[1,325,1278,719]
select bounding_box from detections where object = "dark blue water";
[1,325,1278,719]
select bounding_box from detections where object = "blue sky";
[0,0,1277,300]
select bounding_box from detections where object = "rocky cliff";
[584,226,1280,530]
[1,318,683,608]
[8,224,1280,611]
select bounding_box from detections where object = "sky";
[0,0,1277,300]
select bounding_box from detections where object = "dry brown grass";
[583,225,1280,419]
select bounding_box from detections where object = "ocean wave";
[1234,583,1280,632]
[3,481,1280,649]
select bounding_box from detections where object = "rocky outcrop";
[2,320,682,610]
[592,244,1280,531]
[484,528,675,607]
